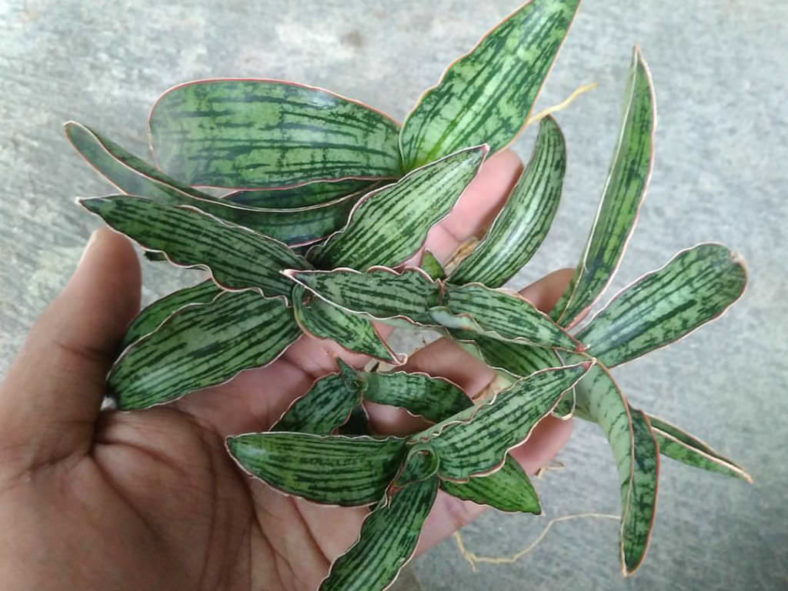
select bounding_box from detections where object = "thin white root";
[453,512,618,572]
[525,82,598,126]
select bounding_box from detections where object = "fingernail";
[78,230,99,266]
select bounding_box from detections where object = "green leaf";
[292,285,399,363]
[149,79,402,188]
[575,364,658,575]
[307,146,487,269]
[80,196,308,299]
[441,456,541,514]
[433,284,577,349]
[576,244,747,367]
[414,363,589,480]
[223,179,379,208]
[360,371,471,423]
[287,267,440,325]
[646,413,752,482]
[399,0,579,169]
[121,280,221,349]
[320,477,438,591]
[451,331,560,378]
[551,47,656,327]
[272,360,362,434]
[394,444,441,487]
[66,122,359,246]
[448,116,565,287]
[420,250,446,281]
[228,432,406,506]
[109,291,301,409]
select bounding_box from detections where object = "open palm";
[0,151,573,590]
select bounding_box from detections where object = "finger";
[178,151,524,436]
[0,228,140,469]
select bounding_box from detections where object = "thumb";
[0,228,140,471]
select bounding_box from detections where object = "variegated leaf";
[121,280,221,348]
[433,283,577,349]
[273,360,362,434]
[109,291,301,409]
[576,244,747,367]
[449,116,565,287]
[394,444,441,488]
[441,455,541,514]
[223,179,380,209]
[575,363,658,575]
[292,285,399,363]
[80,196,308,298]
[552,47,656,327]
[414,363,589,480]
[66,122,362,246]
[320,477,438,591]
[360,371,470,423]
[399,0,579,169]
[287,267,440,325]
[307,146,486,270]
[227,433,406,506]
[149,79,402,188]
[451,330,560,378]
[646,413,751,482]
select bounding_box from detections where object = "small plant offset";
[66,0,749,588]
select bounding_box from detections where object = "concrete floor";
[1,0,786,589]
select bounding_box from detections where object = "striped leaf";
[399,0,579,169]
[121,280,221,348]
[287,267,440,325]
[149,79,402,188]
[109,291,301,409]
[414,364,589,480]
[420,250,446,281]
[80,196,308,299]
[433,284,577,349]
[272,360,362,434]
[551,48,656,327]
[227,433,406,506]
[646,413,751,482]
[575,363,658,575]
[451,330,560,378]
[360,371,471,423]
[66,122,360,246]
[576,244,747,367]
[448,116,565,287]
[292,285,399,363]
[307,146,487,270]
[441,455,541,514]
[320,477,438,591]
[223,179,379,209]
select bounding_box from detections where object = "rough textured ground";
[1,1,786,589]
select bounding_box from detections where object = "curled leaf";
[552,47,656,327]
[449,116,565,287]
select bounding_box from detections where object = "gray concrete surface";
[1,0,786,589]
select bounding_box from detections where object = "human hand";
[0,150,574,591]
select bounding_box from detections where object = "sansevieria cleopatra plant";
[64,0,749,588]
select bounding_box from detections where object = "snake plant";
[66,0,749,588]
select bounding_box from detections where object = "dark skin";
[0,151,574,590]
